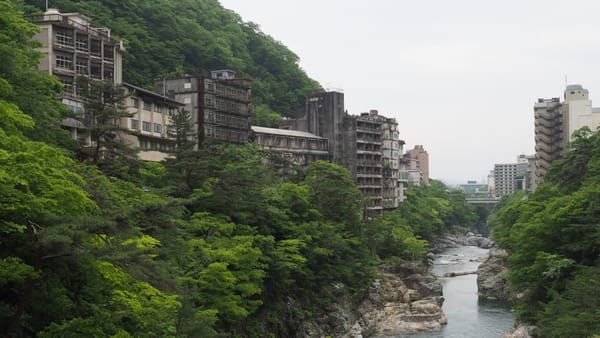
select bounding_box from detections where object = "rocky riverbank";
[302,264,446,337]
[303,230,515,337]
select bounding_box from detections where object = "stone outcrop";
[477,248,509,301]
[502,324,537,338]
[303,265,447,337]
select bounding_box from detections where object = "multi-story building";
[534,84,600,186]
[280,92,406,216]
[343,111,385,216]
[251,126,329,165]
[526,154,537,192]
[516,154,528,191]
[29,8,126,143]
[154,70,252,146]
[534,97,564,186]
[494,163,518,197]
[120,83,184,161]
[563,84,600,140]
[382,117,405,208]
[280,91,347,164]
[403,145,430,185]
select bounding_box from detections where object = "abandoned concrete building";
[251,126,330,165]
[121,83,184,162]
[280,91,406,216]
[154,70,252,146]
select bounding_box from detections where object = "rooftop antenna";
[565,74,568,87]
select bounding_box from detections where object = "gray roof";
[252,126,326,139]
[123,82,184,106]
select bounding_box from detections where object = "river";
[378,245,514,338]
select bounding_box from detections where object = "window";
[60,77,73,96]
[131,119,139,130]
[131,97,139,108]
[56,55,73,69]
[183,97,191,104]
[184,77,192,89]
[154,123,162,133]
[75,61,87,74]
[153,104,159,112]
[142,121,152,132]
[55,31,73,46]
[143,101,151,111]
[168,107,174,116]
[75,37,88,51]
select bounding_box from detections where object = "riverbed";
[378,245,514,338]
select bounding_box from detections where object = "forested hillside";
[0,1,478,336]
[491,127,600,337]
[16,0,321,126]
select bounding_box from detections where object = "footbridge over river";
[465,197,501,207]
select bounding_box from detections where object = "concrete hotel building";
[121,83,184,162]
[251,126,329,165]
[154,70,252,146]
[494,163,518,197]
[29,9,126,142]
[281,92,405,216]
[534,84,600,186]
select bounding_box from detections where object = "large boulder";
[477,248,509,301]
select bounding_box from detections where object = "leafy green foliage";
[491,127,600,334]
[390,180,476,241]
[1,2,481,336]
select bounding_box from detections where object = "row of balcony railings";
[204,101,249,115]
[53,40,115,60]
[256,136,328,151]
[204,82,250,102]
[29,14,112,40]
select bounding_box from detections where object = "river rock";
[477,248,509,301]
[502,324,537,338]
[431,230,495,251]
[356,271,447,336]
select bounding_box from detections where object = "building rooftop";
[124,82,184,106]
[252,126,326,139]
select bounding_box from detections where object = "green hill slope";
[20,0,321,125]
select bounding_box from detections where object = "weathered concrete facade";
[251,126,329,165]
[282,92,406,216]
[121,83,183,162]
[154,70,252,146]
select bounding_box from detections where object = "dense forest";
[491,127,600,337]
[16,0,322,127]
[0,1,479,336]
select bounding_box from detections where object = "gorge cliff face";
[302,264,447,337]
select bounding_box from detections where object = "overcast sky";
[220,0,600,184]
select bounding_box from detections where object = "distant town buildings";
[494,163,518,197]
[489,154,535,198]
[403,145,430,186]
[534,84,600,186]
[457,181,489,198]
